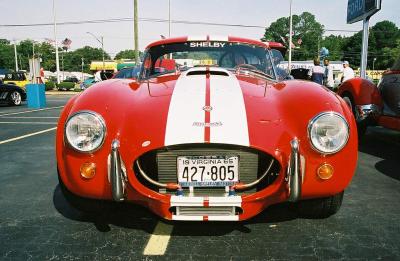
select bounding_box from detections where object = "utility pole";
[168,0,171,38]
[288,0,293,74]
[13,41,19,71]
[53,0,61,84]
[81,57,84,82]
[134,0,140,65]
[101,36,105,71]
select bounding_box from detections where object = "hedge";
[45,81,56,91]
[57,82,75,90]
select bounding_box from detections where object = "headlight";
[65,111,106,152]
[308,112,349,154]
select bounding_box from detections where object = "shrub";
[57,81,75,90]
[45,81,56,91]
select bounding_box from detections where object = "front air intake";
[186,70,229,76]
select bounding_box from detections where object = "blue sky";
[0,0,398,57]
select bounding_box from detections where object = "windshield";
[140,41,276,80]
[4,73,26,81]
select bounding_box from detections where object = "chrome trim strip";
[136,160,169,188]
[110,139,125,201]
[287,138,301,202]
[355,104,380,121]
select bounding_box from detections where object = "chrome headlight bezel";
[64,110,106,153]
[307,112,350,155]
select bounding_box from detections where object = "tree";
[0,39,14,69]
[62,46,110,73]
[115,49,135,60]
[262,12,324,60]
[320,35,347,61]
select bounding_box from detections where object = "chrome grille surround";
[134,144,280,196]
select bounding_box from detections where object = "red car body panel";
[337,72,400,131]
[337,77,382,106]
[57,36,358,221]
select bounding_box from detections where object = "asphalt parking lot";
[0,94,399,260]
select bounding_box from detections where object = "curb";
[46,91,81,95]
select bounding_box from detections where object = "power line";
[0,16,362,33]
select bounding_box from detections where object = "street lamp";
[373,57,377,71]
[87,32,105,71]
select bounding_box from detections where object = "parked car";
[57,36,357,221]
[80,77,96,90]
[337,57,400,136]
[0,82,27,106]
[3,71,30,88]
[112,66,141,79]
[64,77,80,83]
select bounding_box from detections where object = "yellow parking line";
[0,106,64,117]
[0,127,57,145]
[143,221,173,256]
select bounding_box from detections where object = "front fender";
[337,78,382,107]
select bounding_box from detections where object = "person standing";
[308,58,325,85]
[323,59,334,90]
[341,61,355,83]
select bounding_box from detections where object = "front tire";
[9,91,22,106]
[295,191,344,219]
[342,95,367,138]
[58,172,105,214]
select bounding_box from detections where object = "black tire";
[9,91,22,106]
[295,191,344,219]
[342,95,367,138]
[58,172,105,214]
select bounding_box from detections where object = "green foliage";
[0,40,14,69]
[115,49,135,60]
[341,21,400,69]
[320,35,347,61]
[263,12,324,60]
[57,81,75,90]
[45,81,56,91]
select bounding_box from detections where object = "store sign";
[347,0,382,24]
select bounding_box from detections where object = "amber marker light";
[80,162,96,179]
[317,163,334,180]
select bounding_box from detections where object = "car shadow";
[359,127,400,181]
[53,184,305,235]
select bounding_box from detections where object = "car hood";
[67,68,351,156]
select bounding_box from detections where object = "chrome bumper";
[287,139,302,202]
[109,140,126,201]
[355,104,380,121]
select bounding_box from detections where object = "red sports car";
[56,36,357,221]
[337,57,400,135]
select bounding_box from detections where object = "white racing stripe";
[209,71,249,146]
[0,127,57,145]
[164,71,206,145]
[143,221,173,256]
[164,68,250,146]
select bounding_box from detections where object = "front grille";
[134,144,280,196]
[176,206,236,216]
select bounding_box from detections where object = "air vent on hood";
[186,70,229,77]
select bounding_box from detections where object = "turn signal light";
[80,162,96,179]
[317,163,334,180]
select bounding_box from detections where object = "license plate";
[177,155,239,187]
